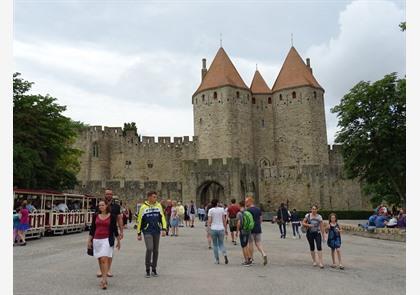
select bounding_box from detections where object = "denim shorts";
[239,232,250,248]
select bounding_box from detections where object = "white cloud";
[305,0,405,143]
[27,75,194,137]
[14,40,138,84]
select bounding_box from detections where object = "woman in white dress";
[87,200,120,289]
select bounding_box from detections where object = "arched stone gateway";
[196,181,225,207]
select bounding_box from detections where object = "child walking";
[327,213,344,269]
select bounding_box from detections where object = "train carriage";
[13,189,101,239]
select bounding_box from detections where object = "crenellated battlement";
[80,126,197,146]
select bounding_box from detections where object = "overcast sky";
[14,0,406,144]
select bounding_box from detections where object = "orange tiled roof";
[250,70,271,94]
[272,46,323,92]
[194,47,248,95]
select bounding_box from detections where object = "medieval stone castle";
[74,46,369,211]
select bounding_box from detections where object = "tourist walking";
[137,191,167,278]
[16,200,30,246]
[170,200,179,236]
[128,208,133,224]
[327,213,344,269]
[96,189,124,278]
[13,209,20,245]
[227,198,240,245]
[164,199,172,235]
[184,204,190,227]
[177,202,185,227]
[245,196,267,265]
[188,200,197,228]
[204,203,212,249]
[236,200,254,266]
[302,205,326,268]
[207,199,229,264]
[198,206,205,221]
[87,200,121,290]
[290,208,301,239]
[276,203,290,239]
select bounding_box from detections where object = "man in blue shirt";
[245,196,267,265]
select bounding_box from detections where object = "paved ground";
[14,221,405,295]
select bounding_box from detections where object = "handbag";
[87,247,93,256]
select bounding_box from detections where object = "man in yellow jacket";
[137,191,166,278]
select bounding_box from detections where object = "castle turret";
[192,47,253,162]
[271,46,329,166]
[250,70,275,167]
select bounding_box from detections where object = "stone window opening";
[236,91,240,98]
[279,94,283,100]
[125,160,132,168]
[292,91,296,99]
[313,91,317,98]
[92,143,99,157]
[199,118,203,124]
[147,160,153,168]
[202,94,205,102]
[252,97,256,104]
[213,91,217,99]
[261,119,265,128]
[268,97,272,104]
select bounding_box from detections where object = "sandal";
[319,264,324,269]
[99,280,107,290]
[313,262,318,267]
[107,273,113,277]
[339,265,345,270]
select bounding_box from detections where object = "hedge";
[262,210,373,221]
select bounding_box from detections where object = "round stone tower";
[192,47,254,163]
[271,46,329,166]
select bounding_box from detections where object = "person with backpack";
[327,213,344,269]
[236,200,254,266]
[188,200,197,228]
[290,208,301,239]
[207,199,229,264]
[245,196,268,266]
[276,203,290,239]
[227,198,241,245]
[302,204,326,268]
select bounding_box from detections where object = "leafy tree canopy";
[13,72,85,190]
[123,122,138,136]
[399,21,406,31]
[331,73,405,207]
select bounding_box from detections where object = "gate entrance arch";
[197,181,225,206]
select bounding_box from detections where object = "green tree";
[13,72,84,190]
[331,73,406,207]
[123,122,138,136]
[399,21,406,31]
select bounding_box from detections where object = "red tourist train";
[13,188,102,239]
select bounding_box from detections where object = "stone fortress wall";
[73,46,370,211]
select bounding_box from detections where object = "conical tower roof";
[272,46,323,92]
[250,70,271,94]
[194,47,248,96]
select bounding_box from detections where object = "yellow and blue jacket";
[137,201,167,235]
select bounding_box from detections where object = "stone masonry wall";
[251,93,275,169]
[193,86,254,162]
[272,86,329,167]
